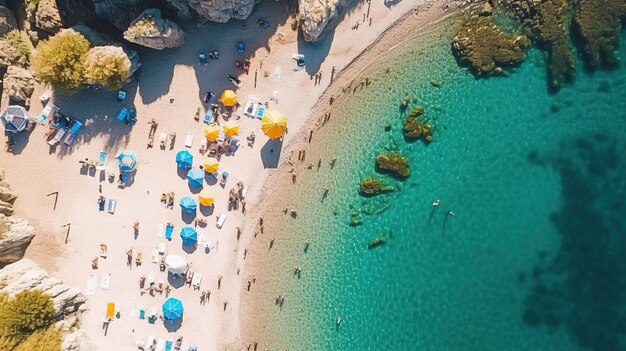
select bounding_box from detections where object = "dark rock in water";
[403,106,433,142]
[452,13,531,76]
[376,152,410,178]
[573,0,626,69]
[368,236,387,249]
[359,177,395,196]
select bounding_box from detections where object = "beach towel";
[107,199,116,214]
[216,213,227,229]
[165,224,174,240]
[191,273,202,288]
[86,274,97,296]
[204,110,213,123]
[185,134,194,148]
[130,303,138,318]
[165,339,173,351]
[156,339,166,351]
[158,242,167,255]
[139,307,145,319]
[100,273,111,290]
[155,223,164,237]
[97,151,107,170]
[255,105,266,119]
[151,249,159,263]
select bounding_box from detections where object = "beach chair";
[243,100,256,117]
[101,274,112,290]
[117,90,126,102]
[107,199,116,214]
[255,105,266,119]
[86,275,97,296]
[96,151,107,170]
[198,53,207,64]
[165,223,174,240]
[47,127,66,146]
[63,119,83,145]
[216,213,227,229]
[165,339,174,351]
[156,339,166,351]
[38,103,55,124]
[116,107,129,122]
[39,89,52,104]
[158,242,167,255]
[105,302,115,318]
[160,132,167,149]
[139,307,145,319]
[98,196,106,211]
[151,249,159,263]
[199,138,208,154]
[99,244,107,258]
[184,133,194,148]
[191,273,202,289]
[203,110,213,123]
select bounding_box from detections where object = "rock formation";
[0,4,17,35]
[573,0,626,68]
[0,215,36,266]
[298,0,341,42]
[0,259,88,336]
[72,23,141,77]
[0,169,17,216]
[3,65,36,106]
[92,0,148,30]
[453,12,531,76]
[187,0,257,23]
[124,8,185,50]
[375,152,410,178]
[35,0,64,33]
[359,177,395,196]
[403,106,433,141]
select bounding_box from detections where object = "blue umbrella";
[187,169,204,188]
[180,226,198,245]
[176,150,193,168]
[179,196,197,212]
[162,297,184,320]
[116,151,137,173]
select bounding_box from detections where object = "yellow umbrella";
[198,189,214,206]
[204,125,219,141]
[203,157,219,173]
[220,90,237,107]
[223,121,239,137]
[262,110,287,139]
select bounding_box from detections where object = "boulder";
[375,152,410,178]
[298,0,341,42]
[124,8,185,50]
[0,4,17,36]
[92,0,148,30]
[187,0,257,23]
[0,259,87,329]
[71,24,141,77]
[35,0,64,33]
[0,214,36,265]
[3,65,36,105]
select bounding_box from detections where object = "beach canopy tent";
[116,151,137,173]
[105,302,115,318]
[180,226,198,245]
[262,110,287,139]
[203,157,219,173]
[1,105,29,133]
[176,150,193,168]
[220,90,237,107]
[223,121,239,137]
[187,169,204,188]
[164,254,187,274]
[179,196,197,212]
[162,297,184,320]
[204,125,220,142]
[198,189,214,206]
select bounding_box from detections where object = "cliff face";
[0,171,35,266]
[298,0,342,42]
[187,0,257,23]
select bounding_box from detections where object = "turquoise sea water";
[253,17,626,351]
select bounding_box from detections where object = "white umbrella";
[164,255,187,275]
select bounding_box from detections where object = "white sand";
[0,0,443,350]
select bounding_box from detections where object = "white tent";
[164,255,187,275]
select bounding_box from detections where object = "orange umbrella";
[198,189,214,206]
[220,90,237,107]
[203,157,219,173]
[262,110,287,139]
[223,121,239,137]
[204,125,219,141]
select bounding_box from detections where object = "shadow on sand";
[260,138,283,168]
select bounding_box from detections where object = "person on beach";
[304,241,310,252]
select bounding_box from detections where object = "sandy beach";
[0,0,456,350]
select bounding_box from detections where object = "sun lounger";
[243,100,257,117]
[156,339,166,351]
[39,89,52,103]
[255,104,266,119]
[139,306,145,319]
[191,273,202,289]
[86,274,97,296]
[47,127,66,146]
[216,213,227,229]
[116,107,128,122]
[165,223,174,240]
[184,133,194,148]
[100,273,111,290]
[155,223,164,238]
[158,242,167,255]
[165,340,174,351]
[107,199,116,214]
[151,249,159,263]
[96,151,107,170]
[37,103,55,124]
[199,138,208,154]
[63,119,83,145]
[203,110,213,123]
[160,132,167,149]
[117,90,126,102]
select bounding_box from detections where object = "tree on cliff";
[0,290,58,349]
[84,46,131,90]
[32,30,89,91]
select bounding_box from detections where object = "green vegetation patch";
[0,290,59,350]
[33,31,90,91]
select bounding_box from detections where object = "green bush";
[84,47,130,90]
[0,290,56,344]
[32,31,90,91]
[14,326,62,351]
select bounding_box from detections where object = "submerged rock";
[368,236,387,249]
[403,106,433,142]
[299,0,341,42]
[3,65,35,106]
[359,177,395,196]
[453,13,531,76]
[375,152,410,178]
[573,0,626,68]
[124,8,186,50]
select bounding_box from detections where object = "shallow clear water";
[255,17,626,351]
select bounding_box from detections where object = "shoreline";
[238,2,465,349]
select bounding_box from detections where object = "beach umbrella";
[203,157,219,173]
[262,110,287,139]
[204,125,220,141]
[175,150,193,168]
[220,90,237,107]
[179,196,197,212]
[198,189,214,206]
[223,121,239,137]
[164,255,187,274]
[162,297,184,320]
[180,226,198,245]
[116,151,137,173]
[0,105,29,133]
[187,169,204,188]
